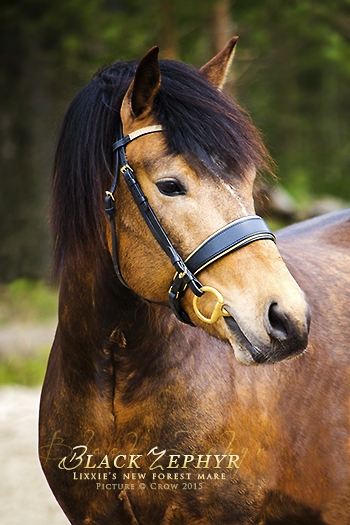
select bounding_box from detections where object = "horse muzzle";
[223,300,311,365]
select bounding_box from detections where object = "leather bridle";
[105,125,276,325]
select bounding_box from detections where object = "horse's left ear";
[121,46,161,126]
[200,37,238,89]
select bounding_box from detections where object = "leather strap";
[118,150,204,301]
[186,216,274,275]
[168,216,275,323]
[106,125,203,311]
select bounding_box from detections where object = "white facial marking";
[222,181,249,216]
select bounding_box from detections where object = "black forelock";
[155,59,270,178]
[94,57,271,178]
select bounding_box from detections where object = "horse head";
[105,40,310,366]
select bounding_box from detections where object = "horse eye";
[156,179,187,196]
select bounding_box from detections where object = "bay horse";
[39,39,349,524]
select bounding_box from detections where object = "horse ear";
[121,46,161,126]
[200,37,238,89]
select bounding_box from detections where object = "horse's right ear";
[121,46,161,128]
[200,37,238,89]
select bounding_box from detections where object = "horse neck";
[56,249,181,385]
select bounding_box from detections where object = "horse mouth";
[224,312,308,365]
[224,316,269,364]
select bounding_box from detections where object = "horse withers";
[39,39,349,524]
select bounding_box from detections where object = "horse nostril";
[268,303,289,341]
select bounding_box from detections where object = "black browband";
[105,125,275,325]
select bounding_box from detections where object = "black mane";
[52,57,271,272]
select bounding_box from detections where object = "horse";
[39,39,350,524]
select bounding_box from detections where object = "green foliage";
[0,279,56,385]
[0,279,58,325]
[1,0,350,281]
[0,351,48,386]
[231,0,350,199]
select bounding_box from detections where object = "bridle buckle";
[120,163,133,175]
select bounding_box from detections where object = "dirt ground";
[0,386,69,524]
[0,319,69,524]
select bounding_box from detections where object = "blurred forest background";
[1,0,350,284]
[1,5,348,517]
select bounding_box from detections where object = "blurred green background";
[1,0,350,384]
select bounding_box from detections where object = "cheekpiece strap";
[107,123,203,324]
[106,125,165,289]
